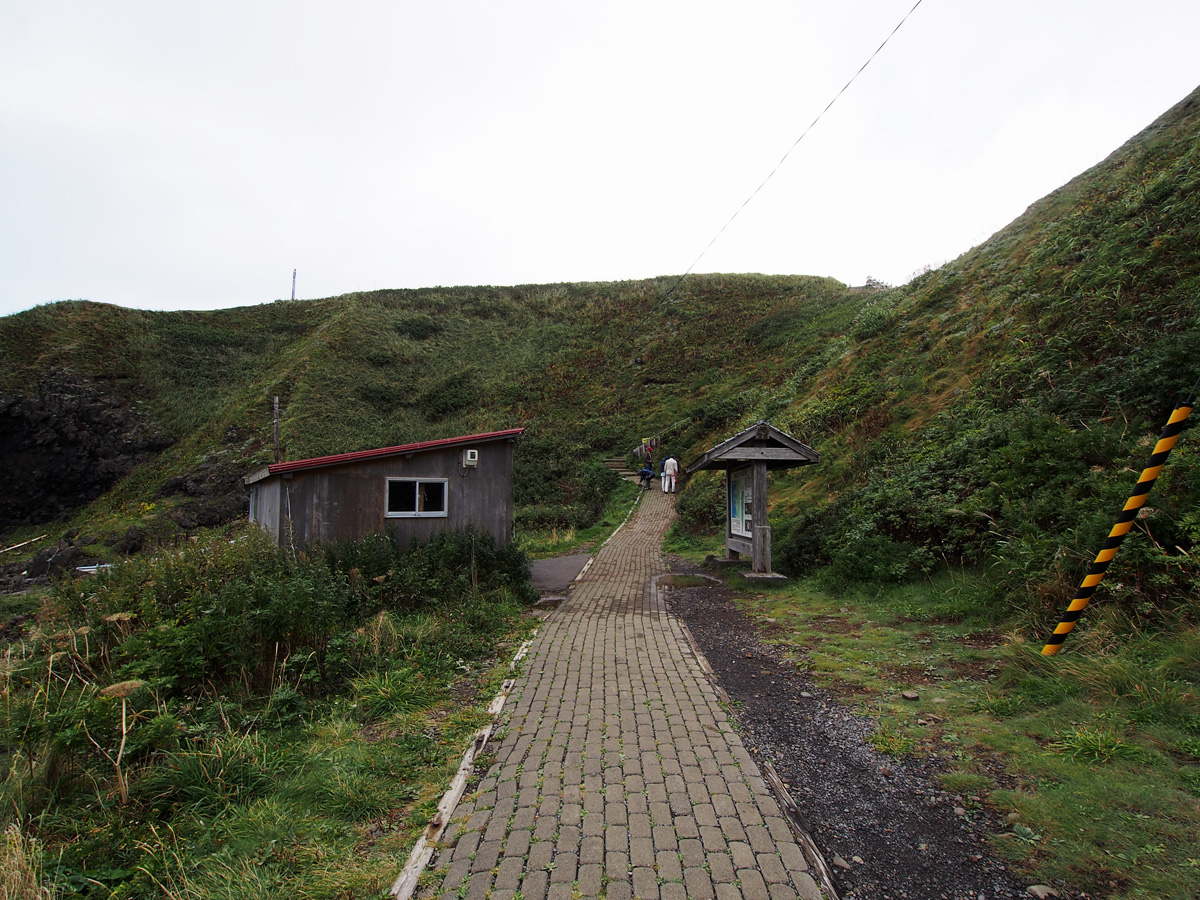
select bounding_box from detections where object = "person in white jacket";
[662,455,679,493]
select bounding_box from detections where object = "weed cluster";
[0,526,534,896]
[740,571,1200,900]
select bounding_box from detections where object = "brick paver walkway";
[421,488,824,900]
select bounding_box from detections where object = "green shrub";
[514,503,589,531]
[775,511,832,577]
[35,526,532,704]
[513,434,621,528]
[0,524,533,899]
[674,470,725,535]
[391,313,441,340]
[325,524,534,613]
[354,668,441,719]
[851,297,899,340]
[829,532,933,583]
[419,370,478,419]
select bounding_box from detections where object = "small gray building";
[244,428,524,548]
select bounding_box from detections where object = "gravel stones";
[664,556,1079,900]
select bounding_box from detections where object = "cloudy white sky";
[1,1,1198,317]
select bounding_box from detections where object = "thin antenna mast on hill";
[291,269,297,301]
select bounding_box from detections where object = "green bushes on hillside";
[777,400,1199,624]
[673,470,726,535]
[1,526,534,896]
[513,433,622,531]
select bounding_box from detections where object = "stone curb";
[388,637,536,900]
[673,607,841,900]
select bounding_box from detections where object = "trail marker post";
[1042,397,1194,655]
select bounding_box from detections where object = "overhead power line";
[617,0,927,350]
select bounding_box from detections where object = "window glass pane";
[421,481,446,513]
[388,480,417,513]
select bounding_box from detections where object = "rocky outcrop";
[0,369,173,528]
[157,454,248,529]
[0,532,101,594]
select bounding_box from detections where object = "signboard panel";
[729,466,753,538]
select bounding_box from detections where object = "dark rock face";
[0,533,102,593]
[158,456,248,529]
[25,542,87,577]
[0,369,173,528]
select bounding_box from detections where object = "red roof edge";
[264,427,525,476]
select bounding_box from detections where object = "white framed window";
[386,478,448,518]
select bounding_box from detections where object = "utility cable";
[615,0,926,351]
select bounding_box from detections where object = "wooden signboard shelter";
[685,421,819,579]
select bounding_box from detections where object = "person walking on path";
[416,488,824,900]
[661,454,679,493]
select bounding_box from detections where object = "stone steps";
[602,456,641,482]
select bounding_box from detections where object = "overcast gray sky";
[2,1,1197,318]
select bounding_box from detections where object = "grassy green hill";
[0,272,869,552]
[2,81,1197,638]
[1,82,1199,900]
[3,84,1199,619]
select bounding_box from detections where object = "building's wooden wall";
[251,440,515,548]
[250,479,282,543]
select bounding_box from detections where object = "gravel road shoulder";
[662,557,1089,900]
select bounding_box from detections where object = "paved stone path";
[421,488,823,900]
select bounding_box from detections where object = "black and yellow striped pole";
[1042,396,1195,655]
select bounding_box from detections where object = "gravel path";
[662,558,1083,900]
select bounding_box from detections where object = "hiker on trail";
[637,464,654,491]
[662,455,679,493]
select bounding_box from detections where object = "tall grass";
[0,825,53,900]
[0,527,534,897]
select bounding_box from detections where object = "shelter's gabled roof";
[685,421,819,474]
[243,427,525,485]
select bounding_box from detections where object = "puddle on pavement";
[656,574,716,589]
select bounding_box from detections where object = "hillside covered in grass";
[2,79,1199,900]
[0,93,1195,591]
[1,84,1197,623]
[3,84,1200,628]
[0,269,869,558]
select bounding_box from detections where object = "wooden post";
[753,526,772,574]
[751,461,770,573]
[273,396,280,463]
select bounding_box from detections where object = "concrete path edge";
[389,639,537,900]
